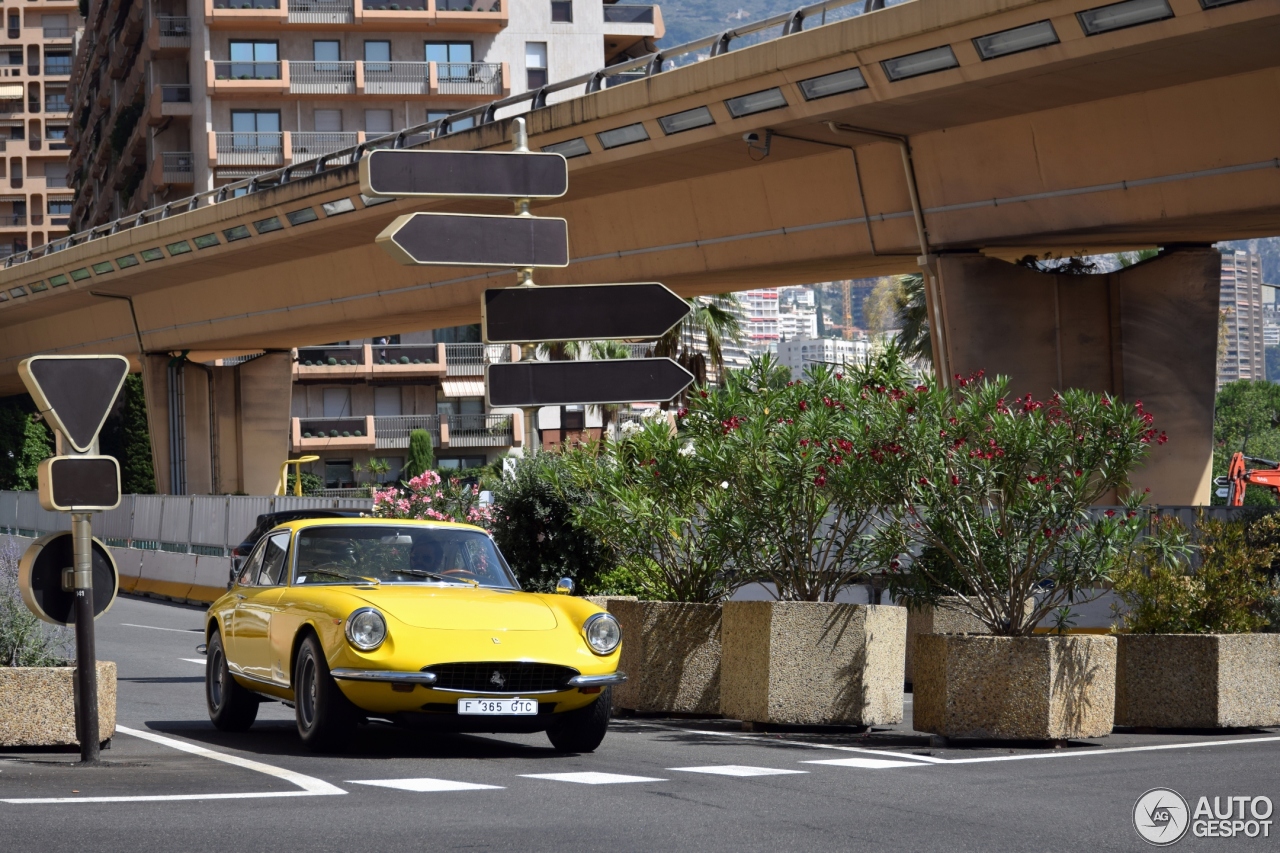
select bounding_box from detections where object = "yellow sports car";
[202,517,624,752]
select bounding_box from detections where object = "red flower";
[915,385,928,393]
[699,390,708,398]
[1105,510,1116,517]
[835,372,843,380]
[950,474,960,486]
[814,475,826,487]
[799,400,809,411]
[918,477,929,486]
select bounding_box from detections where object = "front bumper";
[330,668,627,692]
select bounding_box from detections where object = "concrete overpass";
[2,0,1277,498]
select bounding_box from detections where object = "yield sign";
[18,355,130,452]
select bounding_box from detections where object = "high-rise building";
[737,288,779,351]
[66,0,662,230]
[777,337,871,382]
[1219,250,1265,387]
[0,3,82,258]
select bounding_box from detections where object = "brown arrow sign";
[486,358,694,408]
[376,213,569,268]
[18,355,130,452]
[483,283,690,344]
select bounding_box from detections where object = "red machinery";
[1224,452,1280,506]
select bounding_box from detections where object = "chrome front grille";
[423,662,579,694]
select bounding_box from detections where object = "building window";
[364,40,391,72]
[313,40,340,63]
[314,109,342,132]
[551,0,572,22]
[364,109,392,134]
[378,457,404,483]
[437,456,486,471]
[525,42,547,90]
[425,41,473,65]
[324,459,354,488]
[230,110,280,148]
[428,109,473,131]
[47,199,71,215]
[373,386,401,416]
[322,387,351,418]
[228,41,278,78]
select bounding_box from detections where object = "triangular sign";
[18,355,130,453]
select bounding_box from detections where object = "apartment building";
[1219,250,1265,388]
[777,336,872,382]
[0,1,81,259]
[66,0,662,230]
[737,288,779,351]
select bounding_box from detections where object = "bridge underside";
[0,0,1274,499]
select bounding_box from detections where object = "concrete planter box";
[721,601,906,726]
[914,635,1115,740]
[1115,634,1280,728]
[584,595,638,610]
[0,662,117,747]
[611,600,722,714]
[905,598,990,686]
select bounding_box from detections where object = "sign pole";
[70,508,99,763]
[510,118,542,456]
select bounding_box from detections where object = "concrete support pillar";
[932,248,1220,505]
[142,352,293,495]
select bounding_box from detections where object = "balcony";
[28,25,75,40]
[292,131,357,160]
[372,343,446,378]
[363,60,428,96]
[0,215,27,229]
[43,174,69,189]
[44,61,73,77]
[208,60,289,96]
[159,150,194,185]
[373,414,440,450]
[212,131,285,167]
[436,62,502,97]
[292,416,375,451]
[149,83,194,124]
[432,0,504,32]
[205,0,287,26]
[290,60,355,95]
[445,343,513,377]
[288,0,353,24]
[296,344,366,377]
[44,98,69,114]
[441,413,514,448]
[150,15,192,52]
[603,4,654,24]
[601,4,663,62]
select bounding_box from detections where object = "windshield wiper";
[306,568,381,585]
[387,569,479,587]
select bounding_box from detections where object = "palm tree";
[652,294,742,400]
[893,273,931,364]
[589,340,631,435]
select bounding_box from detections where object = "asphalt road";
[2,594,1279,853]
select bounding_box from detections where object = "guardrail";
[3,0,894,269]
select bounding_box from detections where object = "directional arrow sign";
[483,283,690,344]
[376,213,569,268]
[37,456,121,512]
[487,358,694,408]
[359,149,568,199]
[18,355,130,452]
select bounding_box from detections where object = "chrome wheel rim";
[299,655,317,729]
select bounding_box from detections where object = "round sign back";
[18,532,118,626]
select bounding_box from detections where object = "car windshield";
[293,525,518,589]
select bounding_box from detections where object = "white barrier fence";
[0,491,373,605]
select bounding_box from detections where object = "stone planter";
[584,595,638,610]
[611,600,721,714]
[905,598,990,686]
[721,601,906,726]
[0,662,118,747]
[914,635,1115,740]
[1115,634,1280,728]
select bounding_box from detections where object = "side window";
[237,539,267,586]
[258,532,291,586]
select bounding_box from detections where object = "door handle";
[233,593,247,600]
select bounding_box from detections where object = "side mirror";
[555,577,575,595]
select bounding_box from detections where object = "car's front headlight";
[345,608,387,651]
[583,612,622,655]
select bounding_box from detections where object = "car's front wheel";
[294,633,357,752]
[206,630,258,732]
[546,688,611,753]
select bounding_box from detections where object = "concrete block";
[721,601,906,726]
[905,598,990,686]
[111,547,143,594]
[611,600,721,714]
[1115,634,1280,728]
[0,662,117,747]
[189,556,233,604]
[584,595,638,610]
[135,551,198,601]
[914,634,1116,740]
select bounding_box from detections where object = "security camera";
[743,130,772,159]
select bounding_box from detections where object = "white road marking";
[121,623,203,634]
[348,778,503,793]
[670,765,808,777]
[0,726,346,805]
[181,658,207,666]
[804,757,928,769]
[630,721,945,764]
[520,772,665,785]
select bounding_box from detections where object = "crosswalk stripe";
[519,772,665,785]
[670,765,808,777]
[802,757,927,769]
[348,778,504,792]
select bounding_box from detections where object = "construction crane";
[1222,452,1280,505]
[841,280,853,341]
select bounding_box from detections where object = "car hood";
[350,585,559,631]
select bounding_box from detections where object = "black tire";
[206,630,259,732]
[294,633,358,752]
[546,688,611,753]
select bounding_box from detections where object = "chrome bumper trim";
[566,672,627,687]
[331,668,438,685]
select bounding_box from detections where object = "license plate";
[457,698,537,716]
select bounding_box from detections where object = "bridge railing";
[2,0,894,270]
